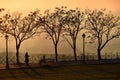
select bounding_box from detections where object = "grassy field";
[0,63,120,80]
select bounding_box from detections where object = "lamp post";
[82,33,85,63]
[5,34,9,68]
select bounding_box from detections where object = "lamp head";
[5,34,9,39]
[82,33,85,38]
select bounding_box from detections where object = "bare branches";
[63,8,84,47]
[0,10,41,42]
[0,10,42,63]
[41,6,68,62]
[85,9,120,60]
[43,7,66,45]
[61,8,85,61]
[0,7,119,61]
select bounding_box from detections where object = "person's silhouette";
[25,52,29,65]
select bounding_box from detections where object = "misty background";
[0,33,120,55]
[0,0,120,55]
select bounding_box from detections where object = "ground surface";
[0,63,120,80]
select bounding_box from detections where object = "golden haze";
[0,0,120,54]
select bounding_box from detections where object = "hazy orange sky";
[0,0,120,14]
[0,0,120,55]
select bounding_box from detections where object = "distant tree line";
[0,7,120,64]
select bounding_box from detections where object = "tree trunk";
[97,49,102,60]
[16,45,20,64]
[73,39,77,61]
[73,44,77,61]
[54,44,58,62]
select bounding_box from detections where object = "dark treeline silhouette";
[0,7,120,64]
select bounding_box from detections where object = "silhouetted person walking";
[25,52,29,65]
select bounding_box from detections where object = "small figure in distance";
[25,52,29,66]
[39,55,46,66]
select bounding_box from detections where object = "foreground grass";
[0,63,120,80]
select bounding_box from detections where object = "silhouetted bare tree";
[0,8,4,25]
[62,8,85,61]
[85,9,120,60]
[42,7,66,62]
[0,10,41,64]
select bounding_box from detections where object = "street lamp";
[5,34,9,68]
[82,33,86,63]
